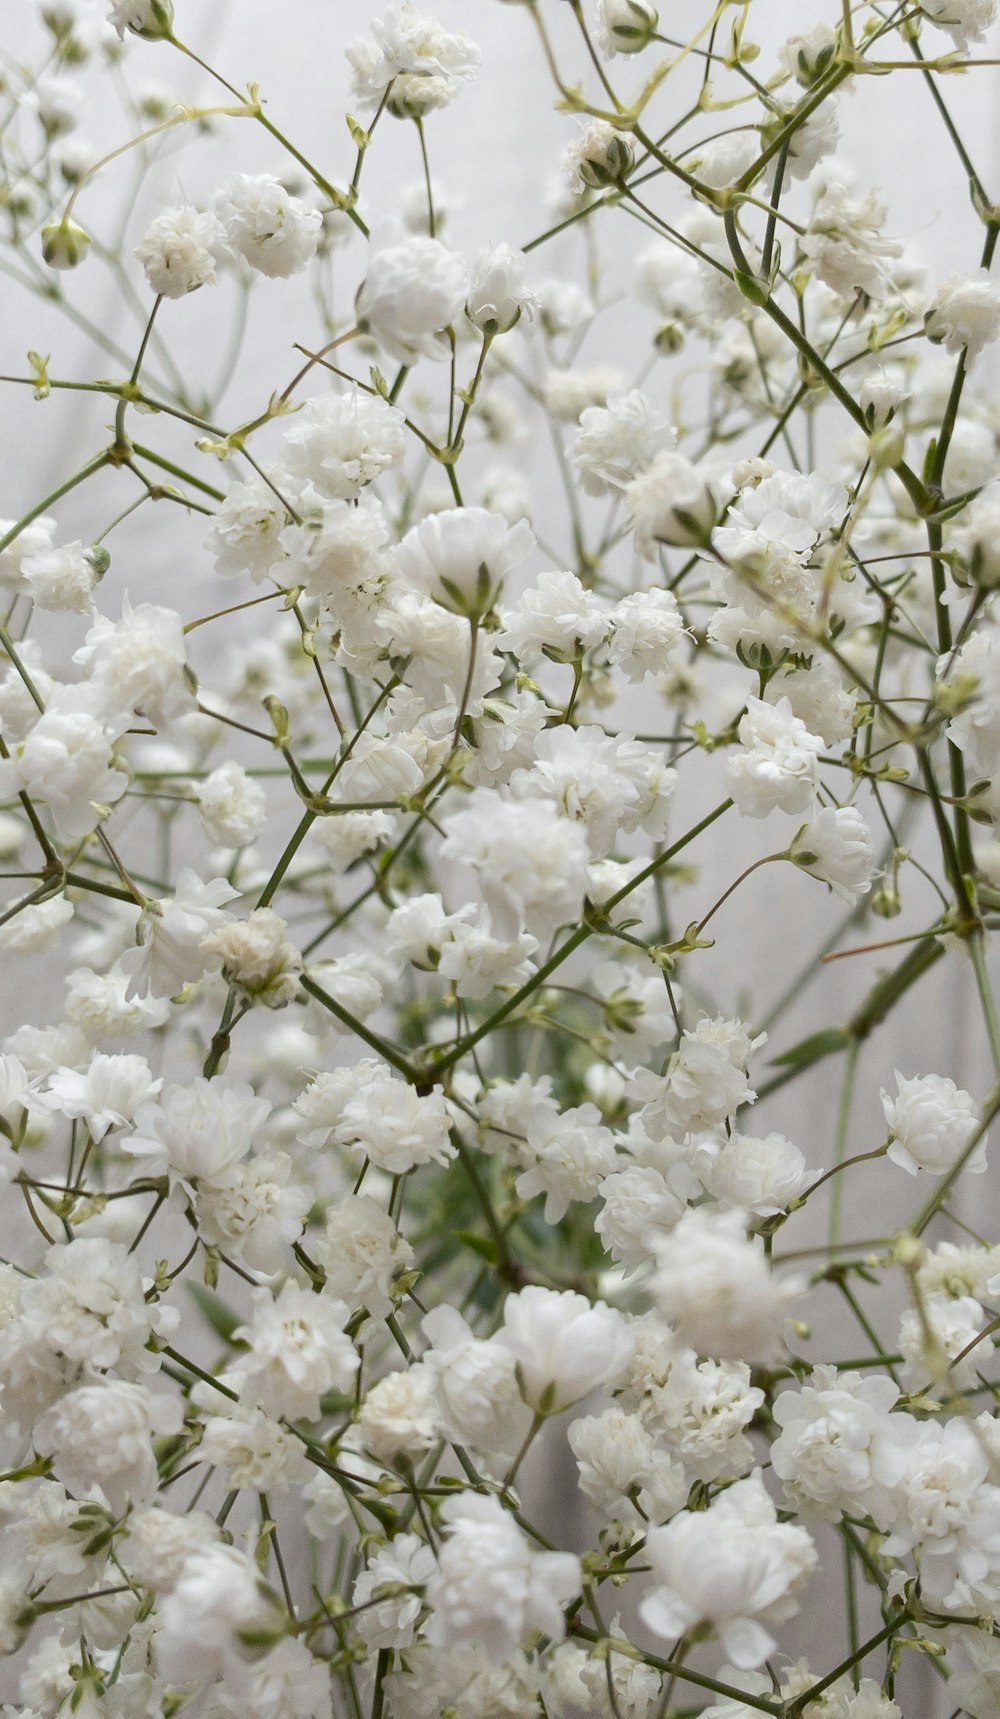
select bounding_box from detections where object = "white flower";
[357,1364,438,1462]
[118,868,239,998]
[899,1291,986,1392]
[206,475,290,582]
[357,223,468,363]
[0,685,128,845]
[314,1194,414,1319]
[283,494,392,614]
[440,788,591,940]
[512,1098,618,1222]
[421,1305,531,1455]
[73,597,194,726]
[650,1208,800,1363]
[238,1638,334,1719]
[21,540,103,612]
[155,1544,286,1686]
[40,1052,160,1140]
[197,1398,311,1493]
[568,1406,685,1522]
[0,516,54,592]
[282,390,406,500]
[571,391,676,498]
[919,0,997,49]
[108,0,173,39]
[194,1152,309,1275]
[726,696,823,819]
[608,588,685,680]
[800,181,901,299]
[118,1502,220,1592]
[67,964,171,1042]
[926,268,1000,362]
[770,1366,899,1520]
[196,761,268,847]
[868,1413,1000,1614]
[493,1285,634,1414]
[630,1014,764,1141]
[438,917,537,1000]
[544,364,626,421]
[395,506,534,617]
[230,1281,359,1421]
[510,724,676,857]
[625,451,718,554]
[347,2,480,116]
[640,1472,817,1668]
[352,1533,437,1648]
[466,244,538,335]
[34,1379,182,1514]
[125,1077,270,1184]
[201,908,302,1008]
[637,1345,764,1483]
[425,1493,580,1660]
[0,894,74,954]
[696,1129,810,1217]
[214,173,322,277]
[778,23,838,84]
[20,1234,176,1379]
[310,1060,454,1173]
[497,568,610,665]
[715,468,847,560]
[134,204,227,297]
[790,806,875,902]
[880,1070,987,1176]
[595,1162,689,1273]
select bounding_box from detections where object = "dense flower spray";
[1,2,1000,1716]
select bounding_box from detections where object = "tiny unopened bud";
[781,23,838,86]
[654,320,685,354]
[566,120,635,192]
[41,217,91,270]
[85,545,111,580]
[871,885,901,918]
[859,369,907,429]
[598,0,658,55]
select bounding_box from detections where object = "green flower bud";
[41,218,91,270]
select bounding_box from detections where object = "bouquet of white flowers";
[1,2,1000,1715]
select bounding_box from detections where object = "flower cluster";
[1,2,1000,1718]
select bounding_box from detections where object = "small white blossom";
[230,1281,359,1421]
[214,173,322,277]
[640,1472,817,1668]
[134,204,227,297]
[357,224,468,363]
[881,1070,987,1176]
[926,269,1000,362]
[425,1492,581,1660]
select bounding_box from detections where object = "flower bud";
[951,482,1000,590]
[597,0,658,55]
[859,369,907,429]
[780,23,838,86]
[625,451,719,553]
[566,120,635,193]
[41,217,91,270]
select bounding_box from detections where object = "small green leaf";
[451,1230,500,1264]
[770,1026,851,1069]
[188,1283,243,1345]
